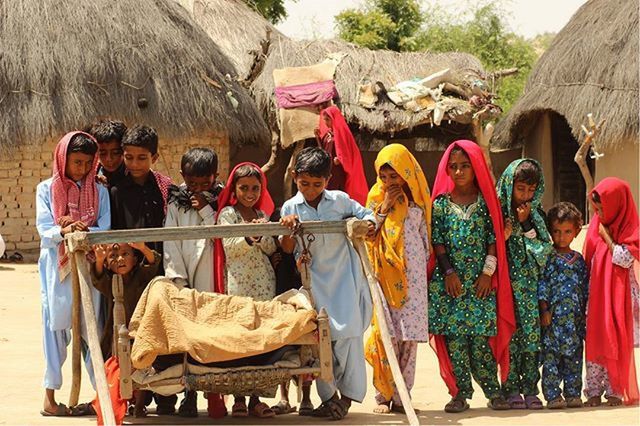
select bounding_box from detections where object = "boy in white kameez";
[163,147,221,417]
[280,147,376,421]
[36,132,111,417]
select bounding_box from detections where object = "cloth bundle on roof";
[275,80,337,109]
[273,57,342,147]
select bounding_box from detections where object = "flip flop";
[271,400,296,415]
[507,394,526,409]
[231,401,249,417]
[391,403,420,414]
[40,403,70,417]
[70,402,96,416]
[444,397,469,413]
[249,402,276,418]
[524,395,543,410]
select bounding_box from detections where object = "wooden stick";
[68,252,82,408]
[284,140,304,200]
[316,308,333,383]
[74,251,115,426]
[347,220,419,426]
[574,114,605,217]
[472,118,496,182]
[71,220,360,245]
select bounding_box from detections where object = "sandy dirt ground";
[0,263,638,425]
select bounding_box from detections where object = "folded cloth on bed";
[129,277,317,369]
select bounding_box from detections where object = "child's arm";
[473,243,495,298]
[93,244,107,277]
[538,262,552,327]
[279,214,298,254]
[418,211,430,262]
[35,182,65,249]
[135,246,162,286]
[218,207,253,259]
[130,242,156,265]
[88,186,111,232]
[435,244,463,298]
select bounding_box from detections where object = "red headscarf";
[213,162,275,294]
[318,105,369,205]
[584,177,639,405]
[51,131,100,280]
[428,140,515,397]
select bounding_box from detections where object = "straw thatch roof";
[178,0,287,81]
[0,0,270,152]
[251,38,488,134]
[494,0,639,150]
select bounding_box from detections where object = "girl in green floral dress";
[496,159,553,410]
[429,140,516,413]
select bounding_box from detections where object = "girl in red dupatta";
[316,105,369,205]
[428,140,515,412]
[583,177,640,406]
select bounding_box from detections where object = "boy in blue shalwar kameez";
[280,147,375,421]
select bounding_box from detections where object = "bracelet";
[444,268,456,276]
[482,255,497,276]
[376,211,388,218]
[521,217,534,232]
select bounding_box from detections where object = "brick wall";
[0,132,229,259]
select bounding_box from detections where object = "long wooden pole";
[74,251,115,426]
[68,253,82,408]
[347,221,419,426]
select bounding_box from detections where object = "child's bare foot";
[607,396,623,406]
[373,401,391,414]
[585,396,602,407]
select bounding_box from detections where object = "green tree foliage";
[245,0,292,24]
[336,0,540,114]
[336,0,423,51]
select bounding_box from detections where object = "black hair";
[591,191,601,203]
[67,133,98,156]
[379,162,395,172]
[514,160,541,186]
[83,119,127,145]
[231,164,262,189]
[547,201,583,229]
[181,147,218,177]
[449,146,470,160]
[294,147,331,178]
[122,125,158,155]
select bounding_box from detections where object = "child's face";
[106,243,137,275]
[123,146,158,180]
[234,176,261,208]
[65,152,95,182]
[181,173,215,194]
[98,140,123,173]
[379,166,406,189]
[293,172,329,204]
[447,150,475,187]
[512,180,537,207]
[550,219,580,250]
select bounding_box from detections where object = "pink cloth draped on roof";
[275,80,337,109]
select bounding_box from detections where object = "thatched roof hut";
[0,0,270,151]
[493,0,639,214]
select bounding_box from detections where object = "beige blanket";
[129,278,317,369]
[273,59,338,148]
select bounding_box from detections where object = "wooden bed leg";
[68,251,82,408]
[118,325,133,400]
[67,236,116,426]
[112,275,125,357]
[317,307,333,383]
[347,219,420,426]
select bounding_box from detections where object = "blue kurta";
[280,190,374,341]
[538,250,588,356]
[36,178,111,331]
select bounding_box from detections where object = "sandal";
[70,402,96,416]
[547,397,567,409]
[326,399,349,421]
[524,395,543,410]
[585,396,601,407]
[249,401,276,418]
[311,401,332,418]
[391,402,420,414]
[487,396,510,410]
[373,402,391,414]
[8,252,23,263]
[178,391,198,418]
[444,397,469,413]
[607,396,623,406]
[231,401,249,417]
[566,397,583,408]
[299,400,314,416]
[271,400,296,415]
[507,394,526,409]
[40,403,71,417]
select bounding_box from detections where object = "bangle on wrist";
[444,268,455,276]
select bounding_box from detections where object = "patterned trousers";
[541,346,583,401]
[502,332,540,396]
[374,340,418,405]
[446,335,501,400]
[583,361,623,399]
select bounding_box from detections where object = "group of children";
[35,109,639,420]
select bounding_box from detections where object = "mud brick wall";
[0,132,229,259]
